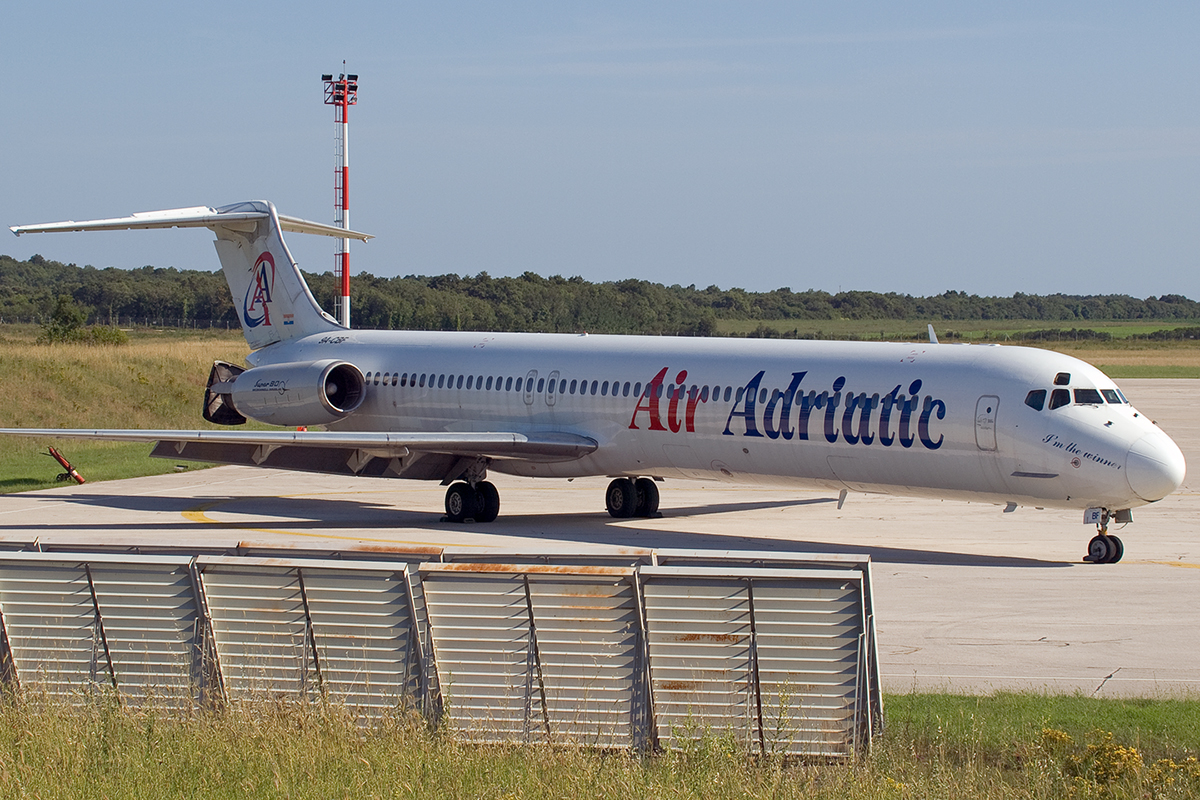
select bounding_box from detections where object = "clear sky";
[3,2,1198,299]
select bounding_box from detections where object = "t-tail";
[10,201,372,350]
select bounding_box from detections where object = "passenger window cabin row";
[1024,372,1128,412]
[359,370,748,404]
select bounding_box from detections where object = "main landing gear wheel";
[444,481,501,523]
[634,477,660,517]
[607,477,661,518]
[606,478,638,518]
[1084,533,1124,564]
[475,481,500,523]
[444,482,480,523]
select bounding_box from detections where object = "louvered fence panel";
[653,550,882,739]
[88,560,198,709]
[302,565,418,710]
[421,571,535,741]
[199,564,314,700]
[0,560,101,699]
[641,577,756,749]
[527,574,641,748]
[751,577,865,757]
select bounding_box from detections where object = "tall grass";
[0,330,249,429]
[0,693,1197,799]
[1053,346,1200,378]
[0,328,251,491]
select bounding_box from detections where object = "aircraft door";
[545,370,560,406]
[975,395,999,451]
[523,370,538,406]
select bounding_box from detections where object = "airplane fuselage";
[262,329,1180,512]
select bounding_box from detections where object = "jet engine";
[204,359,365,427]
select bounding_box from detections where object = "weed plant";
[0,692,1197,799]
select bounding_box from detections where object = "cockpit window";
[1054,372,1071,386]
[1049,388,1070,410]
[1025,389,1046,411]
[1101,389,1122,404]
[1074,388,1104,405]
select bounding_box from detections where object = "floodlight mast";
[322,70,358,328]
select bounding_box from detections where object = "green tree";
[38,295,88,344]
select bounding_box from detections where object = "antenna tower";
[321,68,358,328]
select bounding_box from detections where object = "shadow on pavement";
[0,490,1070,568]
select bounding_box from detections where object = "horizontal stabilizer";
[11,206,372,241]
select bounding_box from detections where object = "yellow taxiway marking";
[182,493,484,547]
[1141,560,1200,569]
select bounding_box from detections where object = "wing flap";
[0,428,597,465]
[148,441,463,480]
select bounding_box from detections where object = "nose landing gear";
[1083,509,1124,563]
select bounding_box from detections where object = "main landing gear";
[441,475,663,523]
[443,481,500,523]
[605,477,661,519]
[1083,509,1124,564]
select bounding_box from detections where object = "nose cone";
[1126,431,1187,502]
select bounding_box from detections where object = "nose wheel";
[1084,532,1124,564]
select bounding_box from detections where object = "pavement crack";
[1092,667,1121,696]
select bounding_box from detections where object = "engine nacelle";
[226,360,365,427]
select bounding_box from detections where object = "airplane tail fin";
[11,201,372,350]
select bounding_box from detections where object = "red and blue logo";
[243,252,275,328]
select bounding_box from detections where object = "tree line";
[2,253,1198,335]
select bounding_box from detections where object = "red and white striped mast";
[322,69,358,328]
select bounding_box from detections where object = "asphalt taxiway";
[0,379,1195,697]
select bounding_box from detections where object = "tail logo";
[243,252,275,328]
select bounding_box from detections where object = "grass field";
[714,317,1200,340]
[1054,345,1200,379]
[0,322,1197,493]
[0,693,1197,799]
[715,318,1200,378]
[0,326,251,491]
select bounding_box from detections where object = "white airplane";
[7,201,1187,563]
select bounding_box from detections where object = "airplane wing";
[0,428,598,482]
